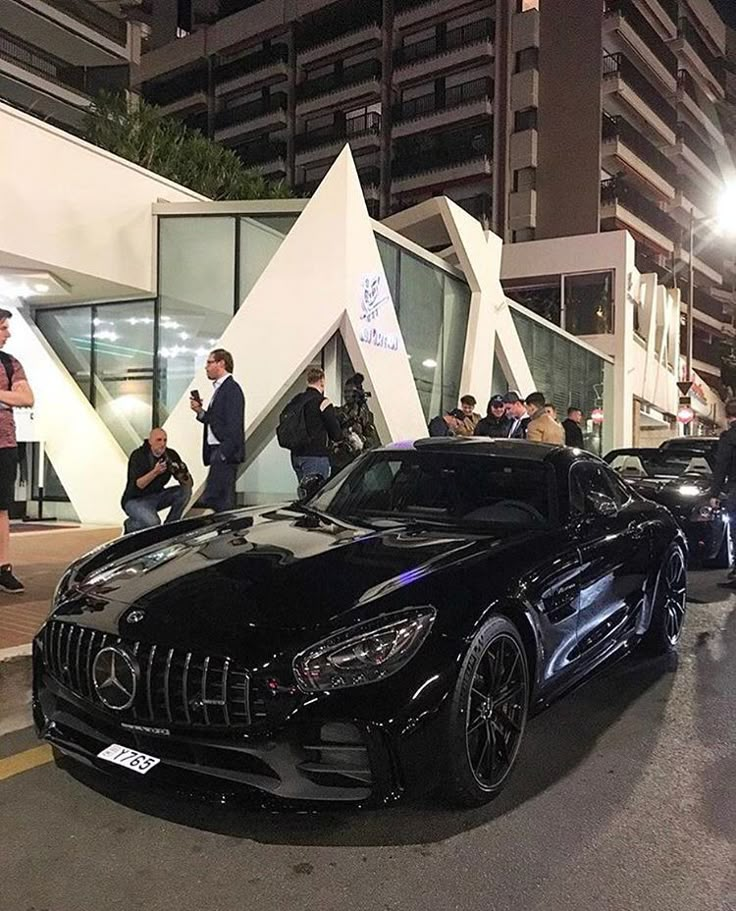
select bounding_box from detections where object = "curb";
[0,644,32,662]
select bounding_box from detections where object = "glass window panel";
[564,271,614,336]
[398,251,444,420]
[442,275,471,412]
[35,307,93,400]
[158,216,236,421]
[506,281,561,325]
[238,214,297,304]
[93,301,155,454]
[377,235,400,309]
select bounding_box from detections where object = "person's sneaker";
[0,564,24,593]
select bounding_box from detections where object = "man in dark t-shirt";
[0,308,34,593]
[122,428,192,532]
[288,366,342,486]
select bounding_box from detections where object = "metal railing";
[145,67,208,107]
[234,141,287,166]
[604,0,677,76]
[0,29,87,94]
[295,111,381,151]
[297,58,381,100]
[600,176,677,238]
[677,121,720,174]
[602,53,677,129]
[601,112,677,183]
[678,70,722,129]
[394,19,494,66]
[656,0,678,26]
[216,92,287,129]
[394,77,492,121]
[679,18,725,85]
[296,0,381,50]
[393,127,493,177]
[216,45,288,84]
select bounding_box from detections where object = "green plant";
[84,92,291,200]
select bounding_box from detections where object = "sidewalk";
[0,527,117,655]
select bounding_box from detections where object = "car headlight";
[691,503,714,522]
[293,608,436,693]
[52,566,75,608]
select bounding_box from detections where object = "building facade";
[0,0,135,134]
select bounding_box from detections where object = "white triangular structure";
[162,148,428,498]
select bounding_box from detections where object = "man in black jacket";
[190,348,245,512]
[288,366,342,484]
[710,399,736,580]
[122,428,191,532]
[475,395,511,438]
[562,407,585,449]
[504,391,530,439]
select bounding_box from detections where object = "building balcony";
[50,0,127,47]
[601,112,676,199]
[455,193,493,224]
[510,127,538,170]
[215,45,288,96]
[394,0,464,28]
[159,91,208,118]
[392,144,492,194]
[603,0,677,88]
[296,0,382,53]
[511,69,538,111]
[143,64,209,108]
[674,121,722,187]
[214,92,288,141]
[676,70,725,143]
[296,59,381,114]
[392,77,493,137]
[672,19,725,97]
[232,140,287,178]
[602,52,677,143]
[0,29,89,98]
[294,112,381,160]
[509,189,536,231]
[600,176,677,253]
[676,244,723,286]
[298,23,382,65]
[393,20,494,83]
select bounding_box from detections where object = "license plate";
[97,744,160,775]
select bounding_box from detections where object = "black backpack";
[276,393,310,451]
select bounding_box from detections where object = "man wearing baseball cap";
[503,391,530,439]
[475,395,511,438]
[428,407,466,437]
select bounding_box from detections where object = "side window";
[569,463,617,517]
[600,467,631,507]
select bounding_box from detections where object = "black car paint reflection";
[605,446,730,568]
[33,439,686,807]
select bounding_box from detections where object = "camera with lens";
[345,373,371,407]
[160,455,192,486]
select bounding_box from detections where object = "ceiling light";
[422,358,438,369]
[0,270,70,301]
[33,283,50,293]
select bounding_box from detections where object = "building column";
[380,0,394,218]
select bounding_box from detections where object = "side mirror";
[297,474,325,502]
[589,491,618,518]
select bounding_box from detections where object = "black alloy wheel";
[445,616,529,807]
[643,546,687,655]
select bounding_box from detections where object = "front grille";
[42,620,254,729]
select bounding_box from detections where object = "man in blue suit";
[189,348,245,512]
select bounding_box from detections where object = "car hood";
[628,475,710,509]
[52,508,535,645]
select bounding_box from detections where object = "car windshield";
[309,451,554,528]
[609,450,713,479]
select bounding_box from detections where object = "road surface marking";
[0,744,53,781]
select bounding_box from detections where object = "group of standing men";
[430,392,586,448]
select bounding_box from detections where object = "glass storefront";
[503,270,614,338]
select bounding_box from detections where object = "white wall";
[0,102,204,297]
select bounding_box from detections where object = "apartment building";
[129,0,735,396]
[0,0,134,134]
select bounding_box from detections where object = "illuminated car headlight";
[293,608,436,693]
[691,503,714,522]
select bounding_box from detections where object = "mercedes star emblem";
[126,610,146,624]
[92,646,139,711]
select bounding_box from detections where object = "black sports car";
[34,439,687,808]
[605,446,730,568]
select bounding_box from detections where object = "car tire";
[641,545,687,656]
[443,615,530,808]
[703,523,731,570]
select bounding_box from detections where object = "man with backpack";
[277,366,342,486]
[0,309,34,593]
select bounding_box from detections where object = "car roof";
[384,437,593,465]
[659,437,719,449]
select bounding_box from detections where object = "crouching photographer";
[330,373,379,474]
[121,428,192,533]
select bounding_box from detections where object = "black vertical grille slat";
[42,621,252,729]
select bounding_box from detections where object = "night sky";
[713,0,736,29]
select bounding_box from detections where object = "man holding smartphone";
[189,348,245,512]
[121,427,191,532]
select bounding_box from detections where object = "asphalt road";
[1,571,734,911]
